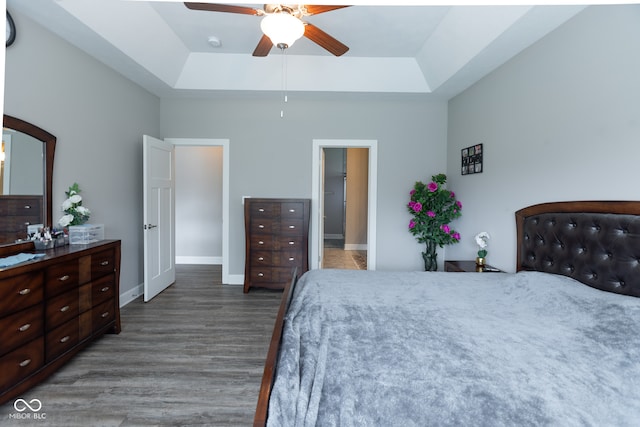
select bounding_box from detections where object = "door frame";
[311,139,377,270]
[166,138,232,284]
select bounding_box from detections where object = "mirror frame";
[2,114,56,241]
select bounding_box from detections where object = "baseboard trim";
[176,256,222,265]
[120,283,143,308]
[344,244,368,251]
[226,274,244,286]
[324,234,344,240]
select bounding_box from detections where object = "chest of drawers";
[244,198,310,292]
[0,240,121,405]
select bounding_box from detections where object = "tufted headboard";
[516,201,640,297]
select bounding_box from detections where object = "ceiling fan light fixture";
[260,13,305,49]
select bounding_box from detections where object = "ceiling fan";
[184,3,350,57]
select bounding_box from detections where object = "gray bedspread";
[267,270,640,426]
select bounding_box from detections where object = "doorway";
[165,138,231,284]
[323,147,368,270]
[311,139,378,270]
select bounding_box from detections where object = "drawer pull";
[289,257,295,261]
[60,336,70,343]
[289,209,295,213]
[58,275,70,282]
[101,311,110,318]
[257,272,264,277]
[19,359,32,368]
[100,260,110,266]
[258,208,265,212]
[24,205,31,209]
[101,286,110,292]
[288,241,295,245]
[258,224,265,229]
[288,225,295,229]
[258,257,264,261]
[258,241,264,245]
[60,305,70,312]
[19,323,31,332]
[19,288,31,296]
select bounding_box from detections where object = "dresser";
[244,198,310,293]
[0,240,121,405]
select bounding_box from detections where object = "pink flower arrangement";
[407,173,462,248]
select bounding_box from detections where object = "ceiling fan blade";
[253,34,273,57]
[304,5,350,16]
[184,3,261,15]
[304,23,349,57]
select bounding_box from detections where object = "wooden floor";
[0,265,283,427]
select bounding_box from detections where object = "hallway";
[323,239,367,270]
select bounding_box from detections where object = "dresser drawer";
[250,250,273,266]
[92,274,116,307]
[0,337,44,391]
[0,197,41,216]
[251,218,276,234]
[248,267,297,284]
[46,288,80,331]
[274,235,304,250]
[0,271,43,317]
[91,249,116,280]
[279,219,304,235]
[46,260,80,297]
[280,202,304,219]
[0,215,41,234]
[0,305,43,356]
[251,251,303,269]
[249,202,279,217]
[46,318,79,362]
[92,299,116,333]
[250,235,273,248]
[274,251,304,268]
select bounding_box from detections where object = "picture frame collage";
[461,143,483,175]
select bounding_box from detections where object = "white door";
[143,135,175,302]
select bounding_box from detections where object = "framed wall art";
[461,143,483,175]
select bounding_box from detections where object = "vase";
[422,240,438,271]
[476,256,486,266]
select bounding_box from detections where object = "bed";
[254,200,640,426]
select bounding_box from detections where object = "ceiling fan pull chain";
[281,46,288,118]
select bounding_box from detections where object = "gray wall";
[175,145,223,263]
[323,148,345,239]
[3,10,160,300]
[160,95,449,274]
[446,5,640,271]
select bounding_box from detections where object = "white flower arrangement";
[474,231,490,258]
[58,183,91,228]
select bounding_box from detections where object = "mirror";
[0,115,56,245]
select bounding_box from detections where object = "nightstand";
[445,260,502,273]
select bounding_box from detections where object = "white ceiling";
[7,0,587,99]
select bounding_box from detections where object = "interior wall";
[175,145,222,264]
[345,147,368,249]
[161,94,448,274]
[323,148,345,239]
[446,5,640,272]
[3,9,160,301]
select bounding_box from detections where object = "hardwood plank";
[0,265,282,426]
